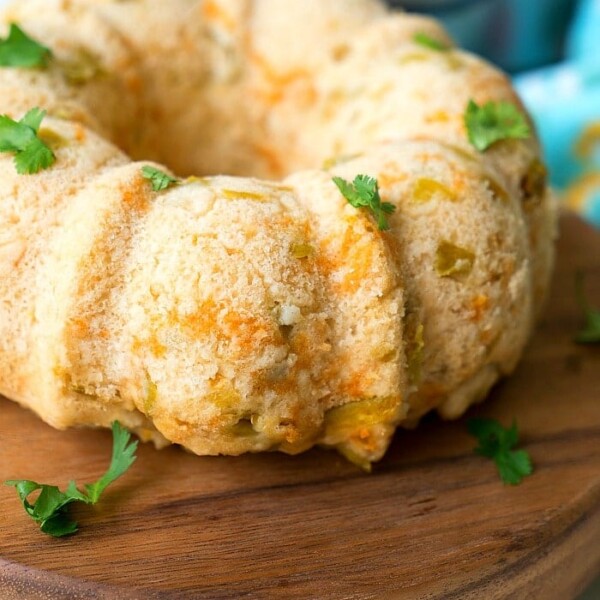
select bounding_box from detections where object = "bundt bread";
[0,0,557,468]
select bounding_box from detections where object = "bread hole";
[274,303,302,340]
[278,323,293,340]
[229,414,259,437]
[484,176,509,203]
[67,383,96,399]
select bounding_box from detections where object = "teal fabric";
[396,0,574,73]
[514,0,600,227]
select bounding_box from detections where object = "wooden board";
[0,212,599,600]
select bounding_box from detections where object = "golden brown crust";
[0,0,556,466]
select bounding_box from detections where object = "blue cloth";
[514,0,600,227]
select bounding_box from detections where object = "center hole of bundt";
[127,115,306,182]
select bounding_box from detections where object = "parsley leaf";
[14,138,55,173]
[0,23,51,68]
[141,165,179,191]
[20,107,47,131]
[575,271,600,344]
[464,100,531,152]
[0,107,56,174]
[413,32,449,52]
[84,421,138,503]
[5,422,138,537]
[333,174,396,231]
[468,418,533,485]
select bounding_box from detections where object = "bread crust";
[0,0,556,466]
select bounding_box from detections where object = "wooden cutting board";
[0,212,598,600]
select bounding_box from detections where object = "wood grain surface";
[0,212,599,600]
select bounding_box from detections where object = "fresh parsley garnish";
[0,107,56,174]
[141,165,179,191]
[413,32,449,52]
[5,422,138,537]
[464,100,531,152]
[575,271,600,344]
[468,418,533,485]
[0,23,51,68]
[332,174,396,231]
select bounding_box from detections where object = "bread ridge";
[0,0,556,466]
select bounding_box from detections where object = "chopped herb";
[468,418,533,485]
[574,272,600,344]
[141,165,179,191]
[435,240,475,279]
[0,23,51,68]
[59,47,103,86]
[464,100,531,152]
[222,189,264,200]
[333,174,395,231]
[0,107,56,174]
[413,177,456,203]
[290,242,314,259]
[5,422,138,537]
[413,32,449,52]
[521,158,547,202]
